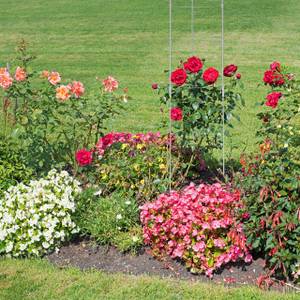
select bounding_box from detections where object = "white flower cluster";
[0,169,81,257]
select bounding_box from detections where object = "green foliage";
[74,189,142,252]
[237,64,300,282]
[0,137,33,197]
[113,226,143,254]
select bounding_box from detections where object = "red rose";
[202,67,219,84]
[236,73,241,79]
[171,68,187,86]
[272,73,285,86]
[263,70,285,86]
[263,70,274,85]
[170,107,183,121]
[76,149,93,166]
[265,92,282,108]
[152,83,158,90]
[183,56,203,73]
[270,61,281,71]
[101,133,115,149]
[223,64,238,77]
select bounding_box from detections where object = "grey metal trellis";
[168,0,226,189]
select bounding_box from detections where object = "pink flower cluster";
[140,183,252,278]
[96,132,173,157]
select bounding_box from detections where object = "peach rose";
[56,85,70,101]
[102,76,118,92]
[69,81,85,98]
[14,67,27,81]
[48,71,61,85]
[0,68,13,90]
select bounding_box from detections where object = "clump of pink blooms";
[140,183,252,278]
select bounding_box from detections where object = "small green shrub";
[0,138,33,197]
[113,226,143,254]
[74,189,142,252]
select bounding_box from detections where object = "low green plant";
[74,189,142,252]
[0,137,33,197]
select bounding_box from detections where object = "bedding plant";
[0,170,80,257]
[76,131,185,203]
[237,61,300,283]
[141,182,252,278]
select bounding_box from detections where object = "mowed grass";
[1,0,300,158]
[0,258,298,300]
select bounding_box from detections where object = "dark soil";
[47,239,292,291]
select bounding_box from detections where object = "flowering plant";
[156,55,243,167]
[237,61,300,282]
[141,183,252,277]
[0,41,127,173]
[76,131,184,203]
[0,170,81,257]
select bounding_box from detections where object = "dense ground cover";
[1,0,300,155]
[0,259,299,300]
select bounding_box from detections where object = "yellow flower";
[121,143,129,150]
[136,143,145,150]
[140,179,145,185]
[159,164,166,170]
[133,164,140,171]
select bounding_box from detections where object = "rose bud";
[152,83,158,90]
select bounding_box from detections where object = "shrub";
[74,189,143,252]
[0,170,81,257]
[0,138,33,197]
[76,132,184,203]
[157,55,243,165]
[237,61,300,282]
[140,183,252,278]
[0,41,127,174]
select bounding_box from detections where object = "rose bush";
[0,41,128,174]
[0,170,80,257]
[141,183,252,277]
[157,55,244,170]
[237,61,300,282]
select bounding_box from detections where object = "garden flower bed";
[0,43,299,291]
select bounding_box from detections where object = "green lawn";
[0,258,298,300]
[1,1,300,298]
[1,0,300,157]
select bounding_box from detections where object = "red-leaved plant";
[140,183,252,277]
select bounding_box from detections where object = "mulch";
[47,239,295,292]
